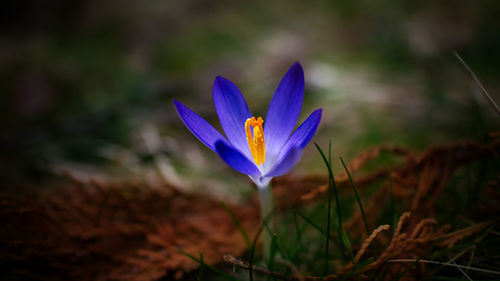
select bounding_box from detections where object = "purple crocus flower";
[173,62,322,188]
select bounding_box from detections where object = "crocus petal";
[174,100,226,151]
[215,140,261,176]
[263,109,321,174]
[280,108,322,154]
[213,76,253,158]
[264,62,305,157]
[264,146,302,177]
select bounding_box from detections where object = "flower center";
[245,117,265,165]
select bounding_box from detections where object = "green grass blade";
[293,210,303,247]
[295,209,329,237]
[294,208,343,256]
[248,207,276,281]
[199,253,204,281]
[289,204,325,262]
[315,142,346,260]
[340,156,370,236]
[268,233,288,280]
[177,248,238,281]
[453,50,500,115]
[324,139,334,276]
[341,229,354,261]
[267,233,279,281]
[221,201,251,249]
[272,232,289,261]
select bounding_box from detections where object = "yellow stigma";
[245,117,265,165]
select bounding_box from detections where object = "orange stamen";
[245,117,265,165]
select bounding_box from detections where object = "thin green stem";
[249,203,276,281]
[258,184,273,260]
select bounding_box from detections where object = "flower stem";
[258,184,273,259]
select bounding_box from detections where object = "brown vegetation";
[1,134,499,280]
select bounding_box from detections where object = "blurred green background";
[1,0,499,196]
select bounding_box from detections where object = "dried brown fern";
[0,179,259,281]
[224,212,495,281]
[1,134,498,280]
